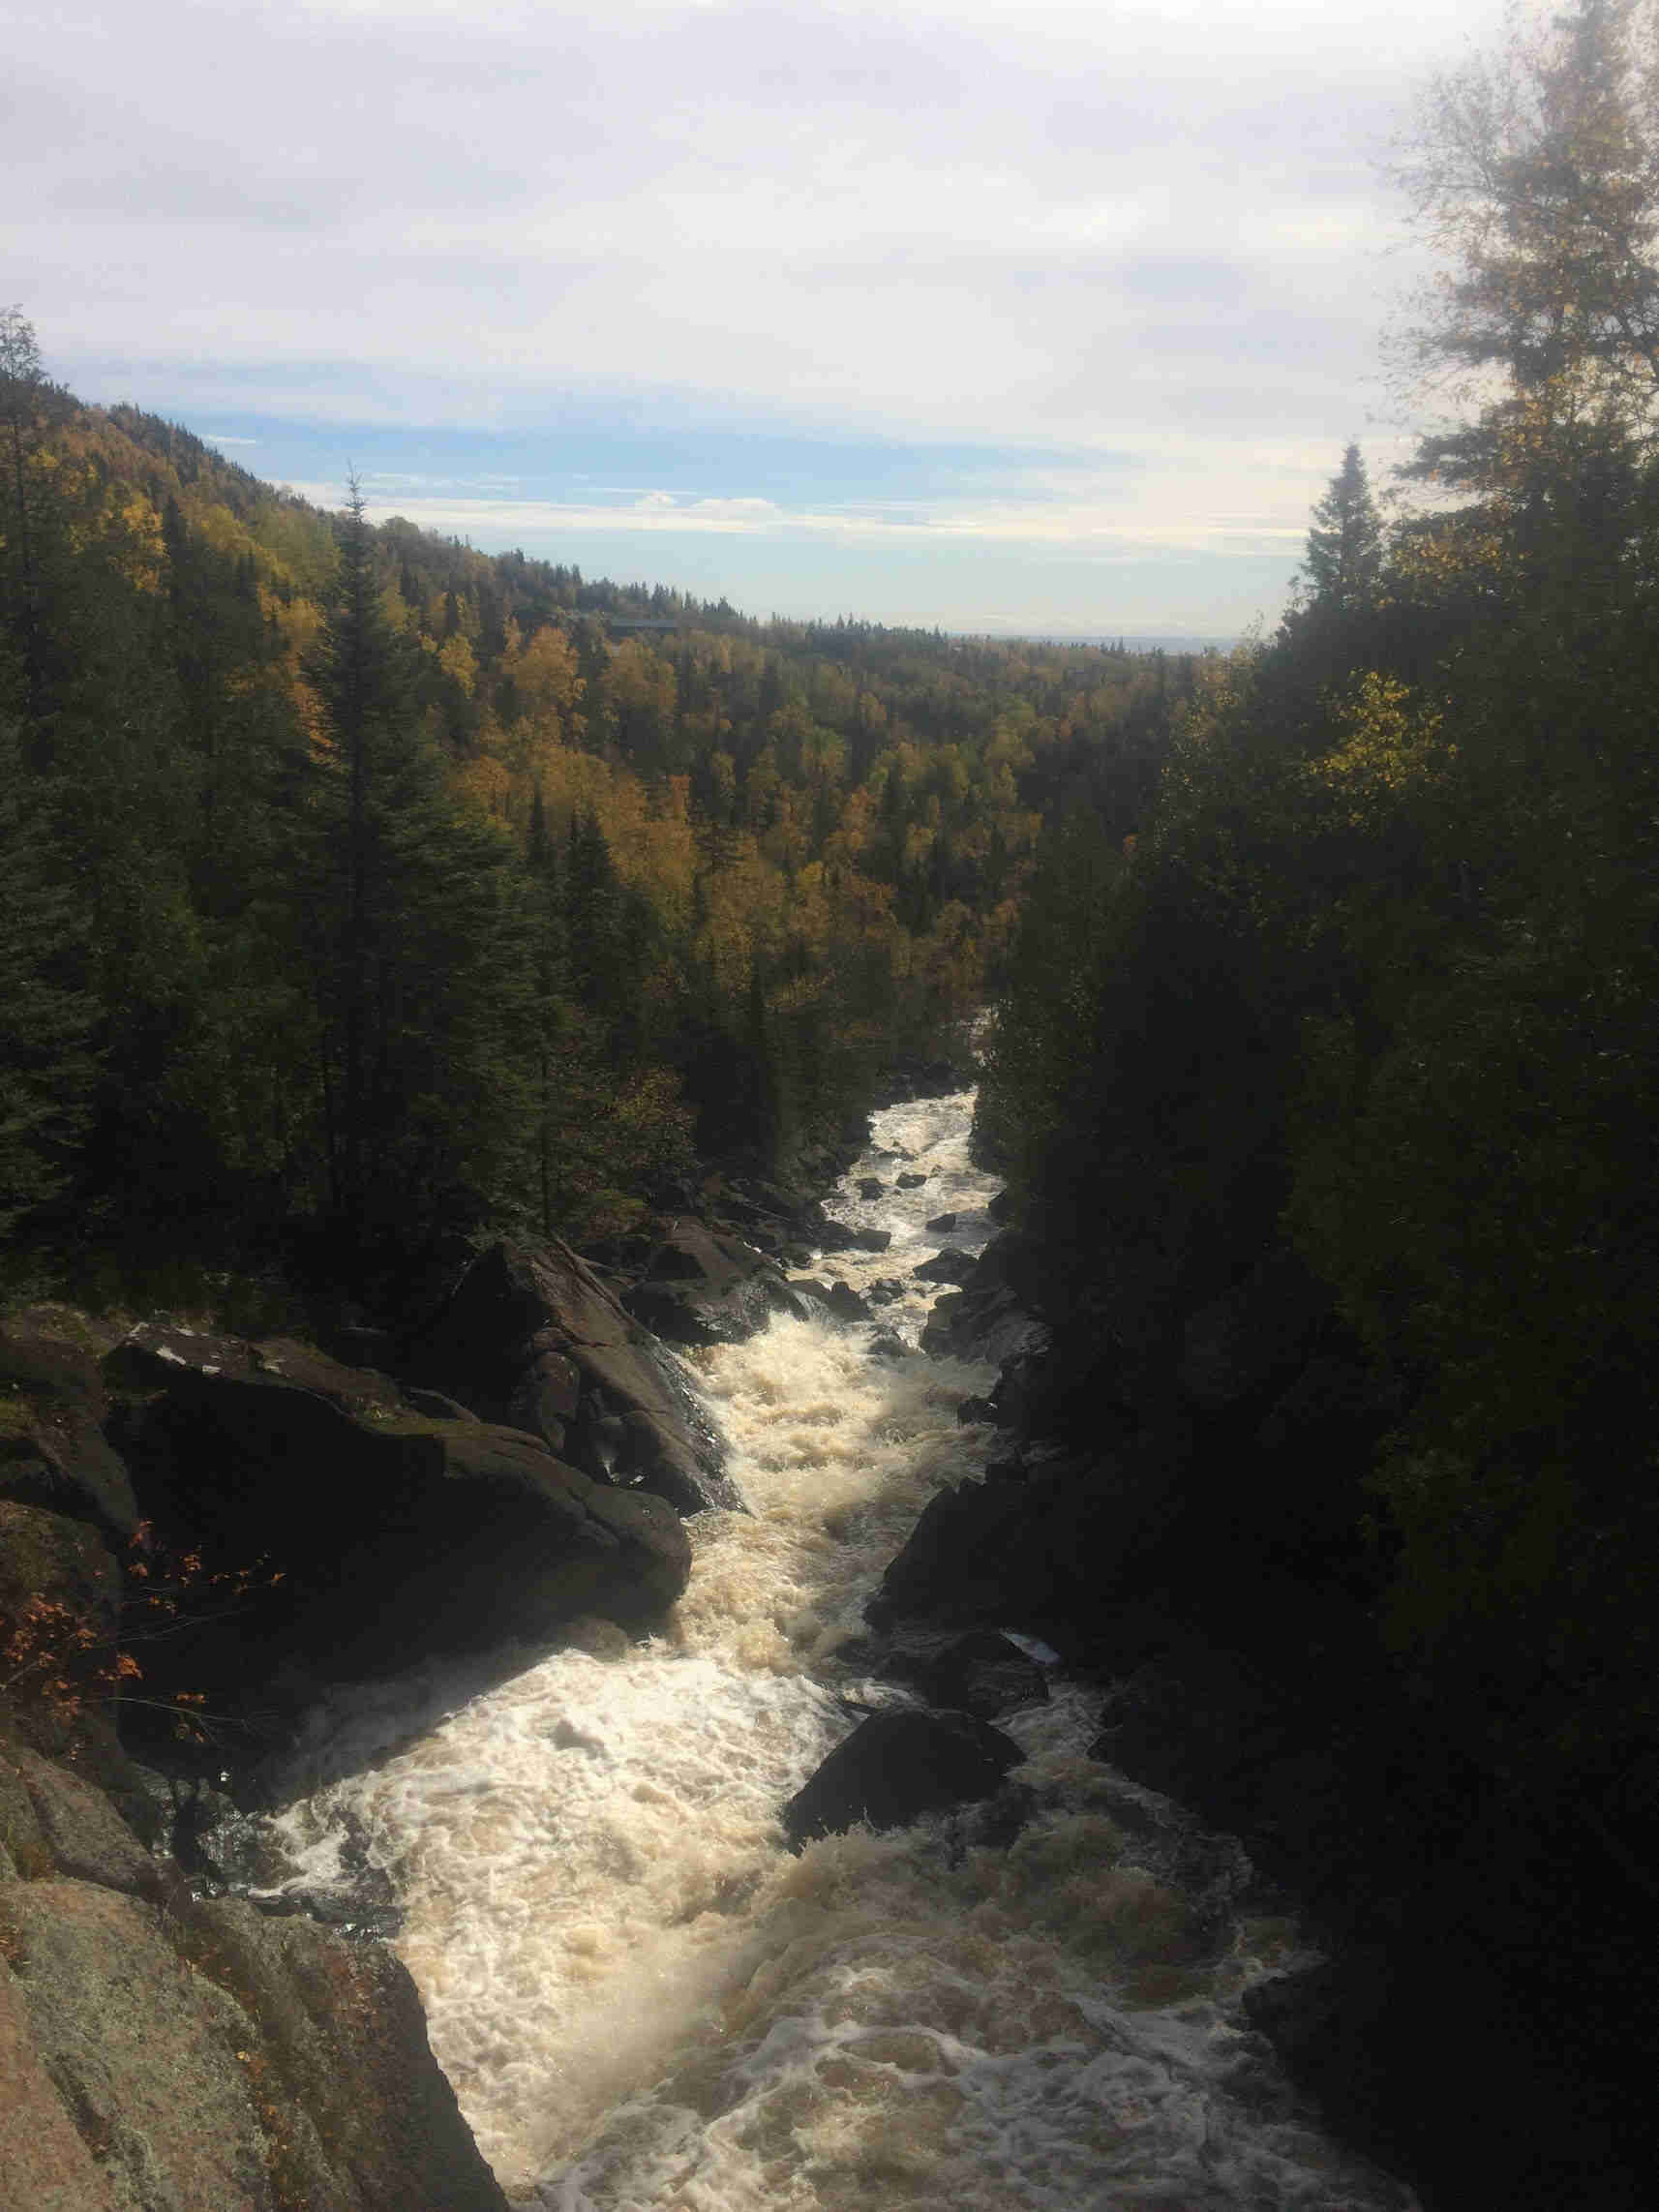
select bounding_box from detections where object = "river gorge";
[254,1094,1416,2212]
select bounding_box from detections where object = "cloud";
[14,0,1502,624]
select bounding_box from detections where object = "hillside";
[0,327,1189,1308]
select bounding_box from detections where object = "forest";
[0,321,1189,1307]
[975,0,1659,2178]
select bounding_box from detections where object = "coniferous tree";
[1301,443,1384,612]
[0,720,98,1238]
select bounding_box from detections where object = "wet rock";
[919,1231,1052,1367]
[621,1219,809,1348]
[849,1227,891,1253]
[405,1240,739,1513]
[825,1282,873,1324]
[912,1630,1049,1720]
[782,1708,1024,1846]
[867,1330,909,1362]
[858,1177,887,1200]
[923,1211,958,1233]
[913,1248,978,1286]
[955,1395,998,1426]
[866,1278,905,1306]
[896,1171,928,1189]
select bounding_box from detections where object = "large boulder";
[912,1247,979,1286]
[920,1230,1051,1367]
[0,1323,137,1539]
[782,1707,1024,1847]
[407,1241,742,1513]
[621,1219,811,1348]
[102,1324,690,1700]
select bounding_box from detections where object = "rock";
[955,1395,998,1426]
[912,1630,1049,1720]
[400,1385,480,1424]
[924,1211,957,1232]
[406,1241,740,1513]
[867,1331,908,1362]
[986,1189,1014,1222]
[913,1248,978,1286]
[100,1328,691,1698]
[849,1227,891,1253]
[814,1218,861,1254]
[0,1325,138,1539]
[866,1278,904,1306]
[7,1750,157,1898]
[825,1283,873,1324]
[857,1177,886,1199]
[896,1171,928,1189]
[918,1233,1053,1366]
[783,1708,1024,1847]
[621,1219,809,1348]
[0,1873,506,2212]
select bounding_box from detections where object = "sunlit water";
[257,1095,1416,2211]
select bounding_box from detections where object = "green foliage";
[980,0,1659,1819]
[0,722,99,1234]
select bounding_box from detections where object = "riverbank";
[874,1211,1658,2210]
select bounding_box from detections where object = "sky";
[8,0,1506,635]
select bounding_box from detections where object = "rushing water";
[257,1095,1417,2212]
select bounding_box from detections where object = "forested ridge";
[968,2,1659,2197]
[0,320,1189,1304]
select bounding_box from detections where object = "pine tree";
[305,484,533,1242]
[1302,443,1384,612]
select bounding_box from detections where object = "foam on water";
[258,1094,1418,2211]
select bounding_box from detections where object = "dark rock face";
[920,1230,1051,1368]
[0,1324,138,1539]
[849,1227,890,1253]
[923,1211,957,1233]
[782,1708,1024,1847]
[406,1240,741,1513]
[867,1330,908,1362]
[102,1323,691,1697]
[857,1177,886,1199]
[911,1631,1050,1720]
[912,1248,978,1286]
[896,1171,928,1189]
[824,1282,873,1324]
[621,1220,810,1348]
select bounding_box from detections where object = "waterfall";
[255,1094,1417,2212]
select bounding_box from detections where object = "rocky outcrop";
[911,1247,978,1286]
[407,1240,742,1513]
[101,1324,691,1706]
[0,1323,138,1540]
[621,1219,812,1348]
[0,1746,506,2212]
[782,1707,1024,1847]
[919,1228,1050,1368]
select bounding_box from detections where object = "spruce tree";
[1302,443,1384,612]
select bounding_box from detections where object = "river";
[256,1092,1417,2212]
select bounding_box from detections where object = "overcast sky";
[9,0,1504,634]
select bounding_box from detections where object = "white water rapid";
[256,1094,1418,2212]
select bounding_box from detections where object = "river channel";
[256,1093,1417,2212]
